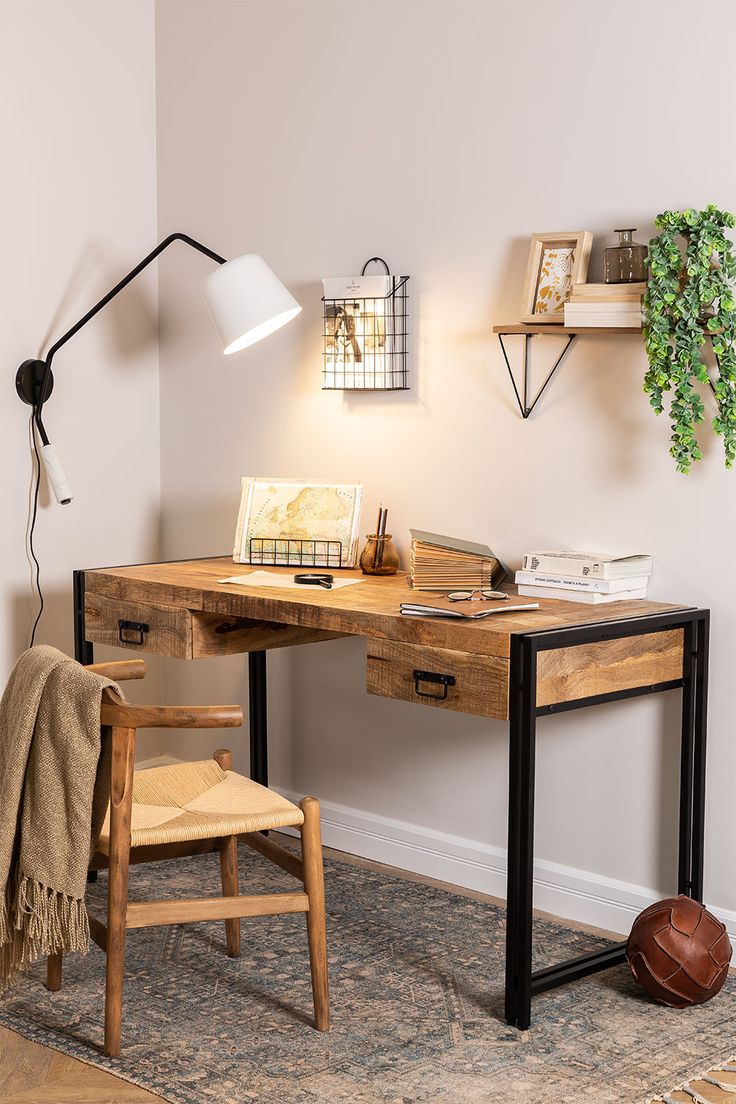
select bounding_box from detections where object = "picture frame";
[520,231,593,324]
[233,477,364,567]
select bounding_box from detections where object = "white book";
[515,570,649,593]
[565,302,642,312]
[521,551,653,580]
[517,584,647,604]
[563,312,642,328]
[569,282,645,300]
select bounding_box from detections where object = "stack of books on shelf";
[515,550,653,604]
[563,283,644,329]
[409,530,507,591]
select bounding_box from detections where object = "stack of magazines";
[515,550,653,604]
[409,530,506,591]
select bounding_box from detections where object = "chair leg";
[299,797,329,1031]
[105,726,134,1059]
[213,749,241,957]
[105,853,130,1057]
[46,952,63,992]
[220,836,241,957]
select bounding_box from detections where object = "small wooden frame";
[521,231,592,324]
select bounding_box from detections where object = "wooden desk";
[73,558,709,1029]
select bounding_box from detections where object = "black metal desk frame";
[505,607,708,1030]
[73,572,709,1031]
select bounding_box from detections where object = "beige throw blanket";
[0,645,121,991]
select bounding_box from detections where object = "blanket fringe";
[0,892,9,945]
[0,872,89,991]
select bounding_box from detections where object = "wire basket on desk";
[248,538,344,568]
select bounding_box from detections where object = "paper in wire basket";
[233,477,363,568]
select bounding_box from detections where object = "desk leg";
[678,620,695,897]
[248,650,268,787]
[505,635,537,1030]
[691,611,709,901]
[678,611,709,902]
[73,570,94,665]
[679,609,706,900]
[74,570,97,885]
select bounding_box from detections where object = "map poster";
[233,478,364,568]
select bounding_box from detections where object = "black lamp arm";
[22,232,227,442]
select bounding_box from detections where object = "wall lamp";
[16,232,301,504]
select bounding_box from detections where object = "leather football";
[626,895,732,1007]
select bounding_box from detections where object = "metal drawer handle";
[118,619,149,646]
[413,669,456,701]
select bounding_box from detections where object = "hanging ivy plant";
[643,205,736,473]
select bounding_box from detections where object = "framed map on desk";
[233,477,364,567]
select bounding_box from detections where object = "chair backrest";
[86,660,242,731]
[84,659,243,852]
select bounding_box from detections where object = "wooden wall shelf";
[493,324,643,417]
[493,323,642,336]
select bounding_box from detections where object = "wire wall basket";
[249,537,344,568]
[322,257,409,391]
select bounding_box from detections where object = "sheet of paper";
[219,570,362,591]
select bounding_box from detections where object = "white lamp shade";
[201,253,301,355]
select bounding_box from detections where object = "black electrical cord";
[28,412,44,647]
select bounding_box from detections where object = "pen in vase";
[377,507,388,568]
[372,504,383,570]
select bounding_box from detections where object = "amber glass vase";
[359,534,399,575]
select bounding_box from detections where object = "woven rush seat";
[97,759,304,854]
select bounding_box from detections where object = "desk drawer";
[85,591,345,659]
[85,592,193,658]
[189,613,344,656]
[367,639,509,719]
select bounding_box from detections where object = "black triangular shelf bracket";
[493,323,643,419]
[497,330,577,419]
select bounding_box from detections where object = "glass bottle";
[359,534,399,576]
[604,229,648,283]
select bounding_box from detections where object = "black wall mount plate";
[16,359,53,406]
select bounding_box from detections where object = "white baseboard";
[276,787,736,940]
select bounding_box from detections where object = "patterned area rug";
[1,844,734,1104]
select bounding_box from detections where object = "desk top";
[85,558,690,660]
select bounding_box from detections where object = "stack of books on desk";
[515,550,653,604]
[409,530,507,591]
[563,283,644,328]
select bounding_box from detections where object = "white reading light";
[39,443,72,505]
[202,253,302,355]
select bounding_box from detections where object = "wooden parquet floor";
[0,1025,164,1103]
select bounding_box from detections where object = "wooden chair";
[45,659,329,1058]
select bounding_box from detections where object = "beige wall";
[6,0,729,930]
[0,0,163,755]
[154,0,736,925]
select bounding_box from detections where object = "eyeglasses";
[447,589,509,602]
